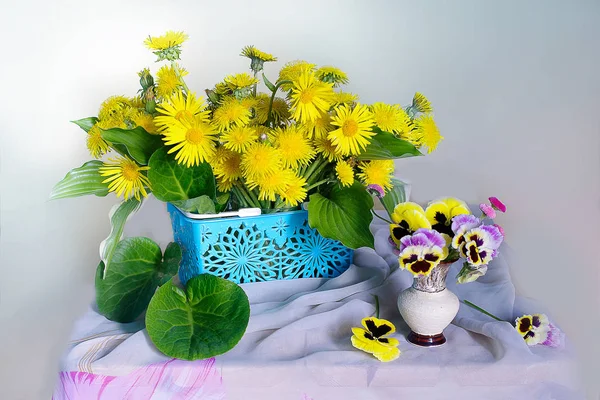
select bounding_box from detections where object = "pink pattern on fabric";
[52,358,225,400]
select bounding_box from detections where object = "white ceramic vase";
[397,262,459,346]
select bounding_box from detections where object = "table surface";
[52,220,583,400]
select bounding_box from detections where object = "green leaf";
[147,147,216,202]
[99,198,143,269]
[380,178,407,218]
[262,73,276,92]
[356,129,422,160]
[100,126,163,165]
[146,274,250,360]
[50,161,109,200]
[215,192,230,213]
[95,237,162,323]
[171,195,216,214]
[72,117,98,133]
[308,183,374,249]
[158,242,182,286]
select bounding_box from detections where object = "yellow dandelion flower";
[414,114,443,154]
[370,102,412,134]
[86,124,110,158]
[412,92,433,113]
[303,111,333,139]
[99,156,150,201]
[162,116,218,167]
[132,112,158,134]
[329,103,376,156]
[271,125,315,169]
[331,91,358,106]
[357,160,395,192]
[144,31,188,51]
[96,117,126,130]
[98,95,131,123]
[247,169,295,202]
[278,60,316,91]
[221,125,257,153]
[279,173,307,207]
[315,66,349,86]
[253,94,290,125]
[155,91,208,131]
[240,45,277,62]
[313,137,343,162]
[130,96,145,109]
[241,143,282,179]
[214,82,231,96]
[224,73,259,91]
[212,148,242,191]
[335,161,354,187]
[156,64,187,99]
[290,70,334,123]
[212,96,251,131]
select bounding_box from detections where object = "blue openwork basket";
[168,204,354,285]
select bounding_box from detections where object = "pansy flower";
[425,197,471,236]
[455,225,504,267]
[398,228,446,276]
[389,202,431,247]
[351,317,400,362]
[515,314,551,346]
[450,214,482,249]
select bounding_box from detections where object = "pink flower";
[489,197,506,213]
[366,184,385,198]
[493,223,505,236]
[479,204,496,219]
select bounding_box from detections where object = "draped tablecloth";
[52,218,583,400]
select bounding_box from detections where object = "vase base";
[407,331,446,347]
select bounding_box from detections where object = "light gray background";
[1,0,599,399]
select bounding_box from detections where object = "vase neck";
[412,262,453,293]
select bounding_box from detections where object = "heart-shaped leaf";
[308,183,374,249]
[50,161,109,200]
[147,147,216,202]
[145,274,250,360]
[72,117,98,133]
[158,242,182,286]
[357,128,422,160]
[100,126,163,165]
[95,238,181,323]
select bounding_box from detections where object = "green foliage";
[172,195,216,214]
[380,178,407,219]
[147,147,216,202]
[100,126,163,165]
[145,274,250,360]
[95,238,181,323]
[262,73,276,92]
[357,128,422,160]
[71,117,98,132]
[307,183,374,249]
[100,198,143,270]
[49,161,109,200]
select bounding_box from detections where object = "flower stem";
[372,295,380,319]
[306,179,330,191]
[462,300,504,322]
[266,80,292,127]
[371,210,393,225]
[171,61,190,93]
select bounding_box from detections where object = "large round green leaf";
[145,274,250,360]
[95,238,181,323]
[307,183,374,249]
[147,147,216,202]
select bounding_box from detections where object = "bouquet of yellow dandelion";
[50,31,443,361]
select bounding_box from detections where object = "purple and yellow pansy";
[389,202,431,247]
[454,225,503,267]
[351,317,400,362]
[398,228,446,276]
[425,197,471,236]
[514,313,563,347]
